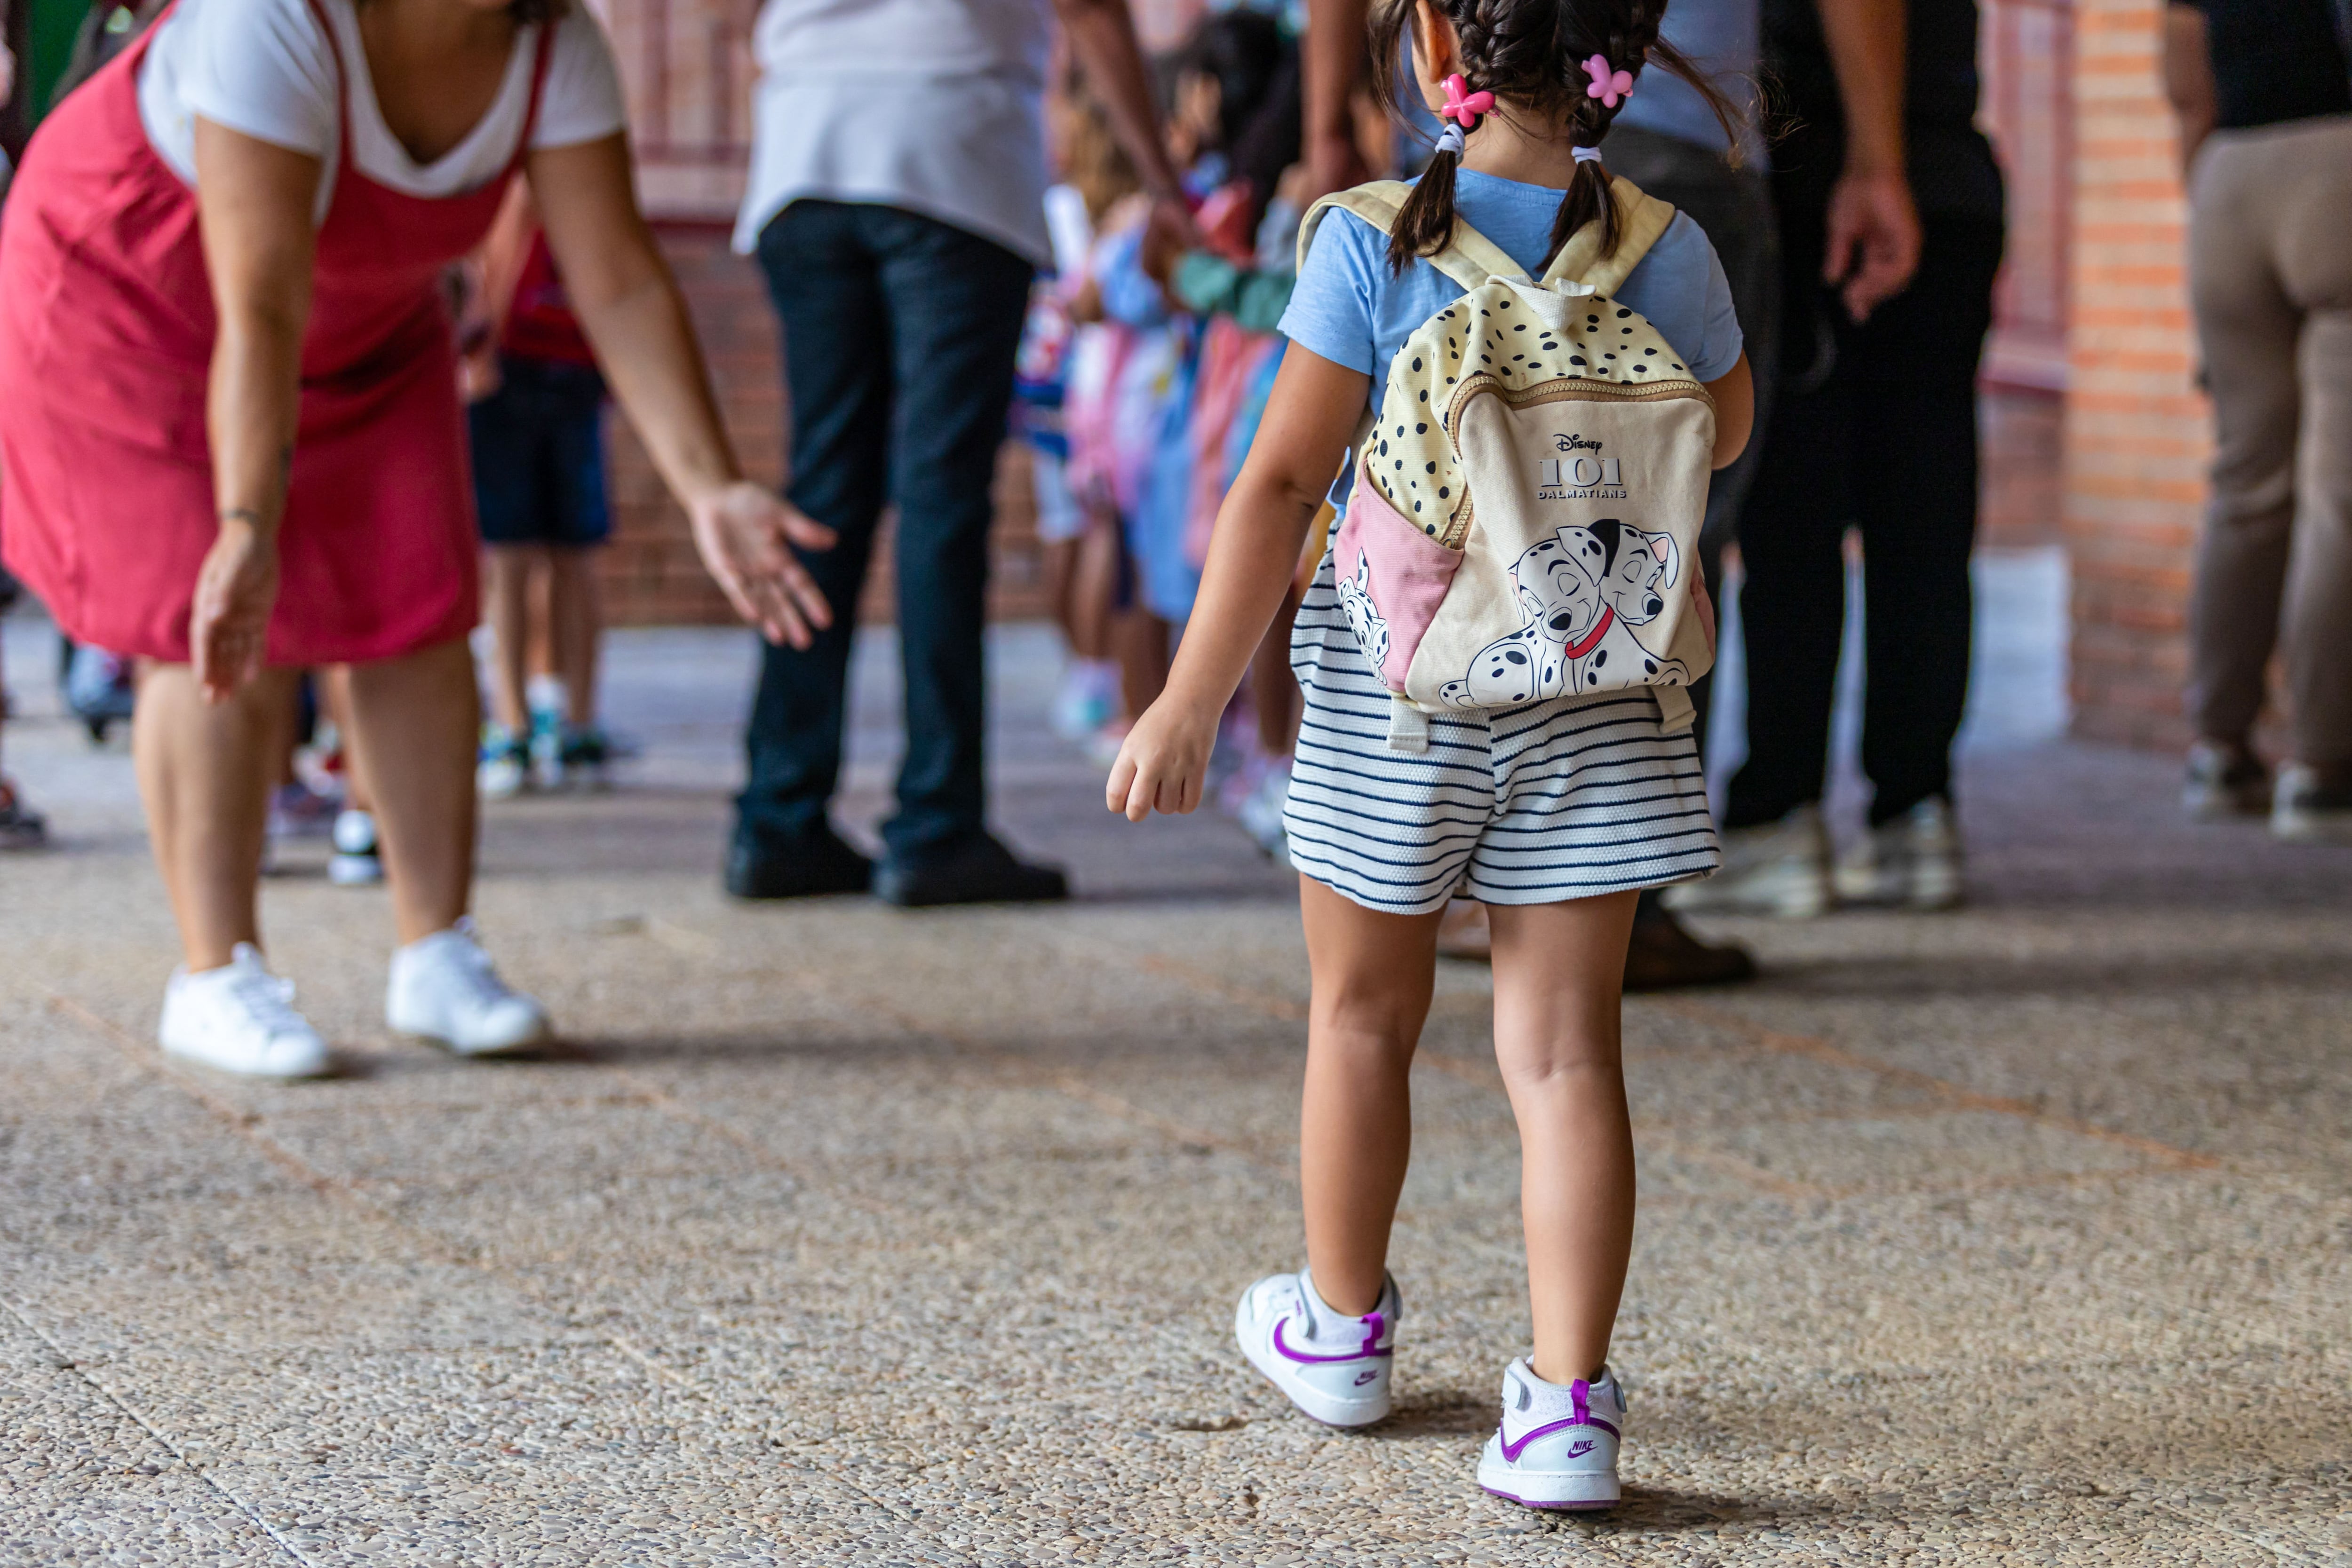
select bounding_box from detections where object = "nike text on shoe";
[386,919,553,1056]
[159,944,332,1079]
[1478,1360,1627,1511]
[1233,1269,1399,1427]
[1664,804,1834,919]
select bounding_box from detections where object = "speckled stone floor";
[2,588,2347,1566]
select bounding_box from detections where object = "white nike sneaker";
[159,944,332,1079]
[1834,795,1964,911]
[1665,804,1834,918]
[386,919,553,1055]
[1233,1268,1398,1427]
[1477,1360,1627,1511]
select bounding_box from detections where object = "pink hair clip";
[1440,73,1495,127]
[1583,54,1635,109]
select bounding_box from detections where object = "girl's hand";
[1106,697,1219,821]
[685,481,838,649]
[190,516,279,703]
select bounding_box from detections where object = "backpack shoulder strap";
[1539,176,1679,296]
[1297,180,1527,294]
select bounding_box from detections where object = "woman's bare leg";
[1486,893,1641,1386]
[1298,875,1446,1315]
[133,662,300,970]
[483,545,537,733]
[340,637,478,946]
[547,546,603,727]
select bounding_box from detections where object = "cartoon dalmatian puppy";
[1438,533,1605,707]
[1336,548,1391,673]
[1554,518,1691,692]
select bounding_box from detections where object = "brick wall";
[2063,0,2207,750]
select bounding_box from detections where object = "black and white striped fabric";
[1282,549,1721,916]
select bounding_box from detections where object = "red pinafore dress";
[0,0,555,665]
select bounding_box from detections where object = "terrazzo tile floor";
[2,572,2346,1565]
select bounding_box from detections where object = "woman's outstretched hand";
[686,481,838,649]
[1106,697,1217,822]
[190,516,279,703]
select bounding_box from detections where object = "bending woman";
[0,0,831,1075]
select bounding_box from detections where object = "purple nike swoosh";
[1271,1315,1393,1365]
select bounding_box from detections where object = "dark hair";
[1176,12,1301,234]
[1367,0,1740,274]
[509,0,567,25]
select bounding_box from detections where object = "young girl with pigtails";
[1107,0,1754,1511]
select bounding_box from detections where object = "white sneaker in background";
[1233,1268,1398,1428]
[1834,795,1964,911]
[1664,804,1835,919]
[2182,740,2270,820]
[1233,756,1292,866]
[1052,660,1119,742]
[2271,765,2352,844]
[328,808,384,886]
[159,945,331,1079]
[1476,1360,1626,1511]
[477,724,533,801]
[386,919,552,1055]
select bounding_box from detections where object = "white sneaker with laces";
[1834,795,1964,911]
[1233,1268,1398,1427]
[1477,1360,1627,1511]
[1665,804,1834,918]
[159,945,331,1078]
[386,919,552,1055]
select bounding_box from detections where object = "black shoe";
[724,826,874,900]
[1623,906,1757,992]
[872,833,1069,908]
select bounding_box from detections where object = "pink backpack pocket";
[1331,468,1462,694]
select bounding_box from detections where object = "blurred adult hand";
[190,516,278,703]
[1823,166,1922,323]
[1299,128,1372,206]
[686,481,839,649]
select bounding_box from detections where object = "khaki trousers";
[2186,115,2352,769]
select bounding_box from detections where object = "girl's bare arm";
[1108,344,1371,820]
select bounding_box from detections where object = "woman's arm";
[2161,5,2217,175]
[190,120,320,700]
[1108,344,1369,820]
[525,133,834,647]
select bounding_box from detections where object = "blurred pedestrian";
[1673,0,1981,918]
[0,0,833,1076]
[2165,0,2352,843]
[463,180,616,798]
[727,0,1192,907]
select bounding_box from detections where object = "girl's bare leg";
[1298,875,1446,1315]
[547,546,603,727]
[1486,892,1640,1385]
[1249,583,1304,756]
[340,638,479,946]
[133,662,300,970]
[483,545,537,733]
[1069,523,1119,661]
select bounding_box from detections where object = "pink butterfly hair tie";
[1583,54,1635,109]
[1440,73,1494,127]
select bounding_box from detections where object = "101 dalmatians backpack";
[1298,177,1718,752]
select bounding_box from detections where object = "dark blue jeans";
[739,200,1034,859]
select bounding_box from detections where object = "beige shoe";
[1834,797,1964,911]
[1665,806,1835,919]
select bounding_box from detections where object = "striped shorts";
[1281,548,1721,917]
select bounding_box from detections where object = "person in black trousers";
[1674,0,2003,919]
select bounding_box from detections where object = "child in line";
[1108,0,1752,1511]
[462,182,616,798]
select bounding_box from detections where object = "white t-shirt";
[137,0,626,223]
[737,0,1054,265]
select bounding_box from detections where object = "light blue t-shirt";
[1277,170,1745,412]
[1612,0,1768,165]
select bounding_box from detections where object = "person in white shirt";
[727,0,1190,908]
